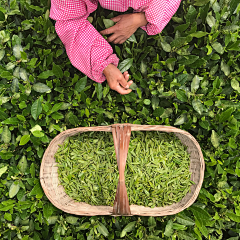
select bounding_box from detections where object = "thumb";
[118,75,129,89]
[111,15,122,22]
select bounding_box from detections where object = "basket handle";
[112,125,131,215]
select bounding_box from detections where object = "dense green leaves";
[1,0,240,239]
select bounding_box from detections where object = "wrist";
[103,64,112,75]
[134,12,148,28]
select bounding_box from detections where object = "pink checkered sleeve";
[50,0,119,83]
[134,0,182,35]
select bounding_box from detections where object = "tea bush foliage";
[0,0,240,239]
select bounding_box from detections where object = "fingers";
[124,73,133,87]
[123,71,128,78]
[114,37,126,44]
[107,34,123,44]
[100,25,116,35]
[116,37,126,44]
[118,75,130,89]
[110,15,122,22]
[128,80,133,87]
[112,36,122,44]
[123,71,129,81]
[115,84,132,95]
[106,69,134,95]
[119,38,126,44]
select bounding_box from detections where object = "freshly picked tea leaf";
[55,131,193,207]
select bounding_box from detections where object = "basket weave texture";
[40,124,205,216]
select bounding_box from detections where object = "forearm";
[55,19,119,83]
[134,0,182,35]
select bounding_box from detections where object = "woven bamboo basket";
[40,124,205,216]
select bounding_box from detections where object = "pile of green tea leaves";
[55,131,194,207]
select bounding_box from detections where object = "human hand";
[103,64,133,95]
[99,13,140,44]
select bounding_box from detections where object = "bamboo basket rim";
[40,124,205,216]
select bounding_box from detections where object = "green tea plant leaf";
[19,135,30,146]
[231,79,240,92]
[176,215,195,226]
[52,63,63,78]
[211,130,219,148]
[13,45,23,59]
[75,76,87,93]
[103,19,115,28]
[221,61,230,76]
[129,82,137,90]
[0,166,8,178]
[96,83,103,101]
[65,216,79,225]
[11,78,19,93]
[31,98,42,120]
[0,11,5,21]
[164,220,173,237]
[9,181,20,198]
[219,108,233,123]
[127,34,137,43]
[176,89,188,102]
[192,99,203,115]
[148,217,156,227]
[191,75,200,92]
[206,14,216,27]
[120,221,136,238]
[97,222,109,237]
[38,70,54,79]
[212,42,224,55]
[174,114,187,125]
[230,0,240,14]
[118,58,133,73]
[161,42,172,52]
[152,96,159,110]
[190,31,208,38]
[33,83,51,93]
[1,126,11,143]
[17,156,27,173]
[0,49,5,61]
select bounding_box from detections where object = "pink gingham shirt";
[50,0,181,83]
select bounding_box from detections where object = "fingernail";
[126,84,129,88]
